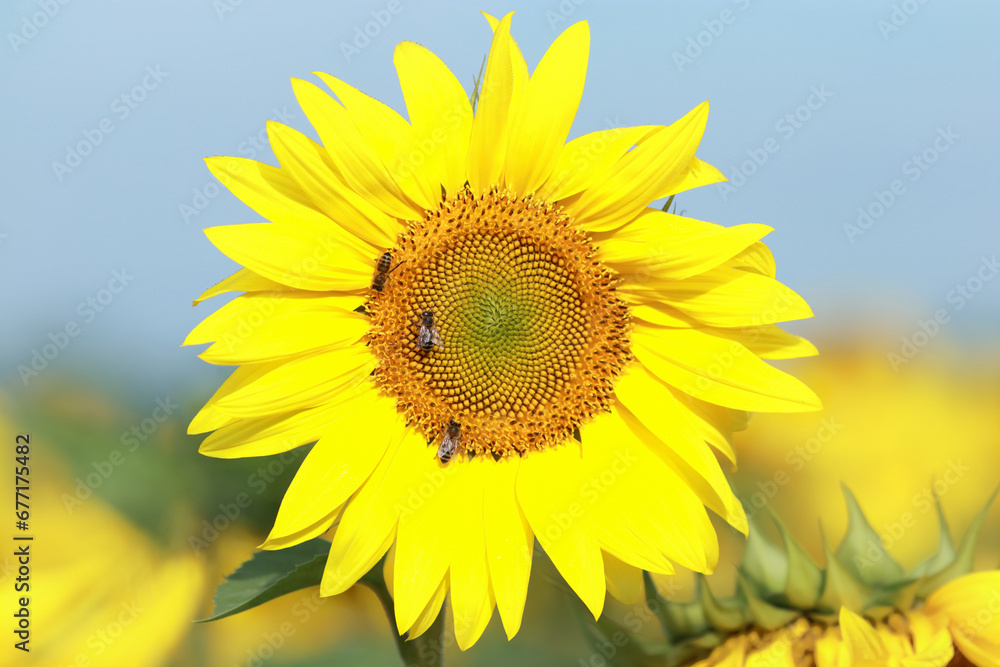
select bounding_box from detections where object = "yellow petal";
[537,125,658,202]
[925,571,1000,667]
[204,222,371,292]
[394,456,485,637]
[563,103,722,231]
[198,401,342,459]
[615,364,747,535]
[484,456,533,639]
[290,77,423,220]
[193,268,295,305]
[666,386,738,465]
[466,12,519,192]
[186,292,367,364]
[585,408,718,573]
[314,72,438,210]
[445,457,494,650]
[703,324,819,361]
[204,156,374,259]
[664,157,728,200]
[600,209,773,281]
[213,346,376,418]
[623,266,813,328]
[839,608,888,662]
[321,426,420,596]
[188,360,283,434]
[629,303,702,328]
[264,507,342,552]
[516,442,606,618]
[603,552,644,605]
[906,612,954,667]
[267,121,398,249]
[734,241,777,277]
[815,627,850,667]
[263,390,396,547]
[634,327,822,412]
[701,636,747,667]
[480,10,529,98]
[393,41,473,197]
[406,574,449,640]
[745,630,796,667]
[504,20,589,195]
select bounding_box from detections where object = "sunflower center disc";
[368,189,631,459]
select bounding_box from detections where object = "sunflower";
[696,588,1000,667]
[582,491,999,667]
[186,12,819,649]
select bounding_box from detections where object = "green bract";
[579,486,998,667]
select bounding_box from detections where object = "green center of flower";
[367,189,631,460]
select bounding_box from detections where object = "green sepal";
[736,574,801,631]
[835,485,906,586]
[891,577,923,615]
[862,605,895,622]
[573,596,681,667]
[198,538,329,622]
[816,528,870,613]
[768,509,823,609]
[910,494,955,579]
[642,570,676,642]
[469,54,486,112]
[697,574,748,633]
[916,484,999,598]
[657,581,708,640]
[741,514,788,597]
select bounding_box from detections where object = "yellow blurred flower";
[732,342,1000,568]
[3,447,203,667]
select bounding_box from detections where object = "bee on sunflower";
[186,10,820,651]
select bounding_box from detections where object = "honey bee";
[417,310,443,352]
[371,251,405,292]
[437,420,462,463]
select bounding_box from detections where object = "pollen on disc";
[367,189,631,459]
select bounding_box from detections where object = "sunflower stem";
[359,564,445,667]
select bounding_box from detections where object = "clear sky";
[3,0,999,396]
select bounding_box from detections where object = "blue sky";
[3,0,998,396]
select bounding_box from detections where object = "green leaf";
[835,485,906,586]
[198,538,330,622]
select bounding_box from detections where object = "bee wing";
[431,329,443,347]
[436,435,454,460]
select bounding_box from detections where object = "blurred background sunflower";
[3,2,998,666]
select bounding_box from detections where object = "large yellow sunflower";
[186,11,820,648]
